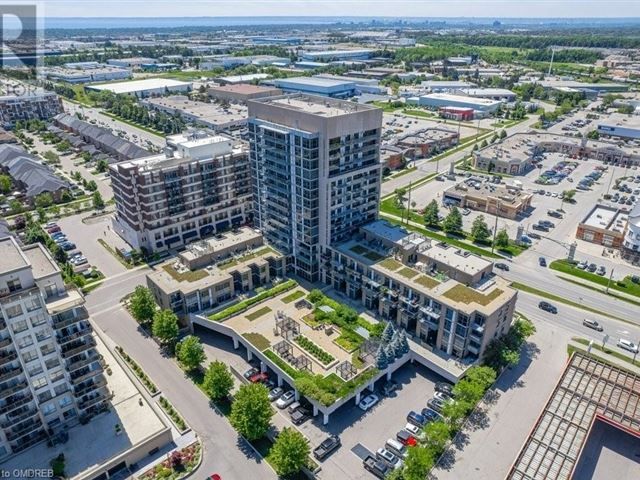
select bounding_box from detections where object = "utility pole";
[491,202,500,254]
[405,181,412,225]
[606,268,615,294]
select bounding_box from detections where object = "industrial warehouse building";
[271,76,357,98]
[85,78,192,98]
[413,93,501,116]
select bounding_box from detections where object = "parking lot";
[195,326,445,480]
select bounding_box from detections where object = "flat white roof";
[582,205,624,230]
[276,76,355,88]
[217,73,270,84]
[421,93,501,106]
[87,78,191,94]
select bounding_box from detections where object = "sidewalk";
[568,338,640,375]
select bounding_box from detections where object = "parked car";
[532,224,548,232]
[71,256,88,266]
[287,401,301,414]
[421,408,442,423]
[313,435,341,461]
[538,257,547,267]
[434,382,453,395]
[268,387,284,402]
[433,391,452,402]
[363,455,389,479]
[376,448,403,470]
[291,407,311,425]
[404,422,426,440]
[538,301,558,314]
[406,410,427,427]
[462,208,471,216]
[275,391,296,409]
[494,262,510,271]
[539,220,555,228]
[617,338,639,354]
[583,319,603,332]
[248,372,268,384]
[60,242,76,251]
[587,263,597,273]
[243,367,258,379]
[576,261,588,270]
[527,232,542,240]
[596,266,606,276]
[46,226,61,234]
[381,380,399,396]
[392,432,415,449]
[427,397,447,412]
[358,393,379,411]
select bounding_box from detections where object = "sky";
[31,1,640,19]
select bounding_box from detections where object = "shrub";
[294,335,335,364]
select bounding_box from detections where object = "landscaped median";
[138,441,202,480]
[115,346,159,395]
[550,259,640,300]
[158,396,189,433]
[208,279,298,322]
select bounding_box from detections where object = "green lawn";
[403,109,436,118]
[334,332,365,353]
[242,333,271,351]
[162,264,208,282]
[443,284,504,306]
[218,247,277,270]
[281,290,305,304]
[102,111,164,137]
[397,266,420,280]
[573,337,638,366]
[379,257,404,271]
[414,275,440,289]
[245,306,272,321]
[550,260,640,299]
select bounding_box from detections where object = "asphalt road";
[85,269,277,480]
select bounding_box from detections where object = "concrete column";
[247,349,253,362]
[260,361,267,373]
[313,405,318,417]
[355,392,361,404]
[386,370,392,381]
[277,375,283,387]
[294,390,300,401]
[233,337,239,350]
[446,310,457,356]
[323,413,329,425]
[197,290,202,312]
[367,382,375,392]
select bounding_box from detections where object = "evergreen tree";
[423,200,440,227]
[375,344,388,370]
[470,215,491,242]
[442,207,463,234]
[381,322,396,345]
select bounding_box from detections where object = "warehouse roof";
[87,78,191,95]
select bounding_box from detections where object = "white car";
[268,387,284,402]
[358,393,379,411]
[433,391,452,402]
[617,338,639,354]
[275,390,296,409]
[404,423,426,440]
[376,447,403,469]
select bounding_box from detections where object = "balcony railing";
[52,310,89,330]
[74,376,107,397]
[61,338,96,359]
[71,367,102,386]
[78,390,109,411]
[0,352,17,367]
[57,324,93,345]
[0,366,23,383]
[0,393,33,414]
[1,407,38,429]
[0,382,28,399]
[0,337,12,349]
[5,419,42,441]
[66,352,101,373]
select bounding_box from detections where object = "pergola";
[337,360,357,381]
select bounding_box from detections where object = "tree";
[452,378,485,406]
[51,244,67,264]
[441,398,472,426]
[442,207,463,235]
[464,366,497,390]
[394,187,407,209]
[423,421,451,455]
[92,191,105,210]
[494,228,510,249]
[129,285,156,323]
[175,335,205,371]
[403,446,434,480]
[423,200,440,227]
[269,427,310,477]
[375,344,388,370]
[35,192,54,209]
[229,383,273,441]
[43,150,59,164]
[562,189,576,203]
[96,159,109,173]
[499,129,507,139]
[9,199,23,214]
[86,180,98,192]
[60,190,73,203]
[36,207,47,223]
[470,215,491,242]
[307,289,324,304]
[0,175,11,193]
[202,361,234,401]
[152,309,179,345]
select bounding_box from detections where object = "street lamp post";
[606,268,615,294]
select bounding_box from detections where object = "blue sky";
[36,1,640,18]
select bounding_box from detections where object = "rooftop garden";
[378,257,404,271]
[281,290,305,304]
[162,264,208,283]
[443,284,504,306]
[245,306,272,321]
[349,243,386,262]
[397,266,420,280]
[242,333,271,352]
[208,279,297,322]
[414,275,440,289]
[218,246,277,270]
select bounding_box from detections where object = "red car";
[396,429,417,446]
[47,226,61,234]
[249,372,268,384]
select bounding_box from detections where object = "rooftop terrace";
[249,93,379,118]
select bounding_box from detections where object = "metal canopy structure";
[359,338,380,366]
[337,360,357,380]
[274,311,300,340]
[507,352,640,480]
[273,339,312,373]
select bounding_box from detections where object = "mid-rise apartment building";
[247,94,382,281]
[110,131,252,253]
[0,236,107,459]
[323,220,517,361]
[0,90,63,128]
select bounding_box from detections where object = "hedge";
[209,280,297,322]
[294,335,335,365]
[159,396,187,431]
[116,346,158,394]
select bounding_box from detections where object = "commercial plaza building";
[0,236,107,460]
[247,94,382,282]
[110,131,252,253]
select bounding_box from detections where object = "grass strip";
[245,306,272,321]
[550,260,640,299]
[573,337,639,366]
[281,290,305,304]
